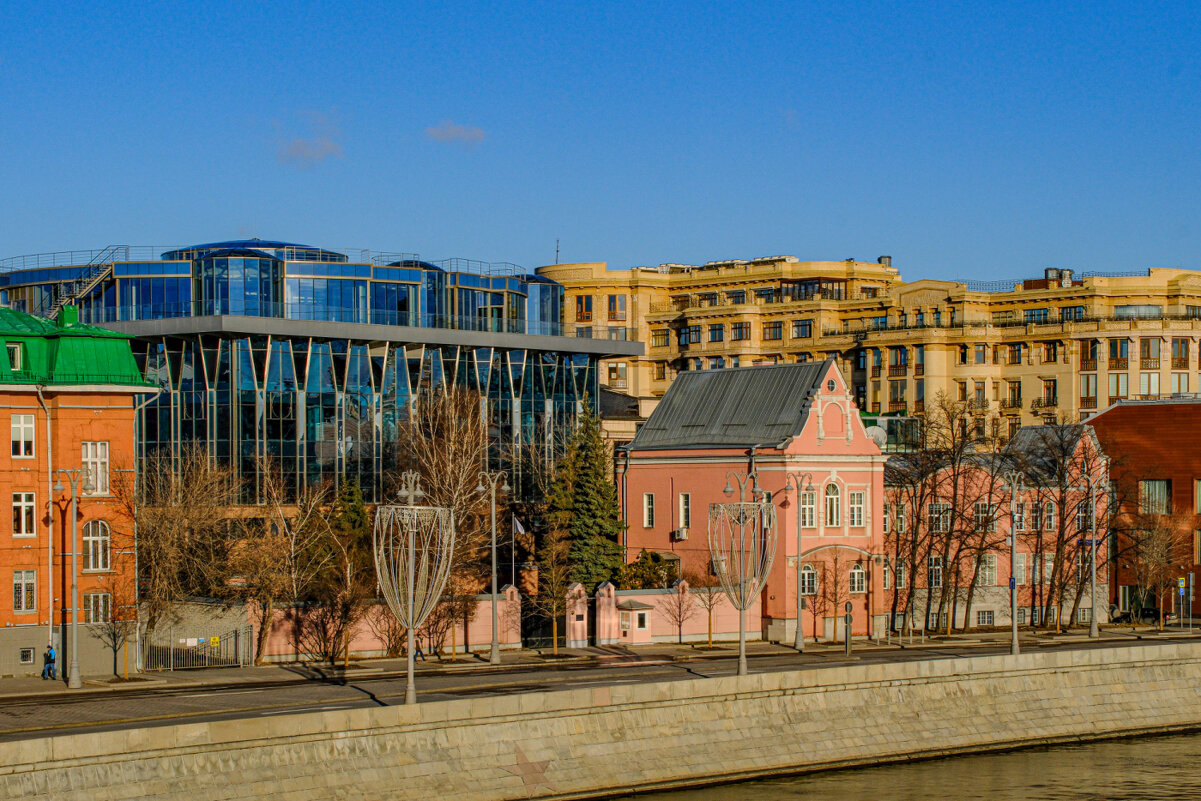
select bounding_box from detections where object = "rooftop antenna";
[555,239,560,264]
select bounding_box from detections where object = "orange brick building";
[0,306,153,676]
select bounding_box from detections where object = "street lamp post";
[709,471,777,676]
[373,471,455,705]
[476,470,509,665]
[1002,470,1024,657]
[54,468,95,689]
[780,472,815,652]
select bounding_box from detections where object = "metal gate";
[142,626,253,670]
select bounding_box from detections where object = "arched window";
[849,564,866,594]
[825,484,841,527]
[800,564,818,596]
[83,521,110,572]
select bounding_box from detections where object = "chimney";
[878,256,892,267]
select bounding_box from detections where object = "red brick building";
[1089,398,1201,618]
[0,306,153,675]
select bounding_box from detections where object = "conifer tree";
[548,404,624,589]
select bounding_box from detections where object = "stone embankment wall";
[6,643,1201,800]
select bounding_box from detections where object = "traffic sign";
[1009,577,1016,590]
[1179,578,1187,589]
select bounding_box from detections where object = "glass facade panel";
[3,240,597,501]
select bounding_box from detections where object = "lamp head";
[475,483,485,494]
[83,478,96,493]
[723,481,734,497]
[501,482,511,493]
[53,481,64,493]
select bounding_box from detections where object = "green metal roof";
[0,306,151,387]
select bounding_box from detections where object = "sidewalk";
[4,625,1194,703]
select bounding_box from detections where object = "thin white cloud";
[425,120,485,146]
[277,111,344,168]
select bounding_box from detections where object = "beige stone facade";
[538,257,1201,440]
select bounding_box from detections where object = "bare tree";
[658,580,697,644]
[89,570,139,679]
[686,571,725,649]
[115,445,239,638]
[1130,511,1193,630]
[363,604,406,658]
[531,526,572,656]
[391,386,492,650]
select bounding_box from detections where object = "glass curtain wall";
[133,335,597,502]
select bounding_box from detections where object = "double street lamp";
[779,472,815,652]
[1001,470,1024,657]
[54,467,95,690]
[476,470,509,666]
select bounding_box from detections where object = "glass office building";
[0,240,640,500]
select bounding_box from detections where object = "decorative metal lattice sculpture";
[373,471,455,704]
[708,472,778,676]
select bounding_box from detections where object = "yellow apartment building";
[537,256,1201,443]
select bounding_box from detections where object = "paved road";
[1,633,1191,742]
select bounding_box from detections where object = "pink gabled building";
[619,360,889,643]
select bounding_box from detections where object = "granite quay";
[5,640,1201,800]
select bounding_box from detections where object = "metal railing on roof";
[0,246,181,273]
[0,247,532,279]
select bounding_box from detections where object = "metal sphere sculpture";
[708,472,778,676]
[373,470,455,704]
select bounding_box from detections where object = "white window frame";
[83,520,111,572]
[894,502,907,534]
[929,502,951,533]
[1014,502,1026,532]
[848,564,866,594]
[824,484,841,527]
[977,553,997,586]
[848,491,865,527]
[11,492,35,538]
[10,414,33,458]
[84,592,111,624]
[799,564,817,595]
[82,441,110,496]
[799,491,816,528]
[678,493,691,530]
[1043,501,1056,531]
[895,560,906,589]
[12,570,35,613]
[636,611,648,630]
[882,502,890,534]
[928,555,944,589]
[642,493,655,528]
[977,609,995,626]
[6,343,21,371]
[1014,553,1027,585]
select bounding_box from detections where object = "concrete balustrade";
[5,643,1201,800]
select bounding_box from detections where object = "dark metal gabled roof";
[629,360,832,451]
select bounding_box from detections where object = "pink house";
[619,360,889,643]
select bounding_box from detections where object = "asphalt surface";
[2,629,1194,743]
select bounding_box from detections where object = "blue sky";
[1,1,1198,280]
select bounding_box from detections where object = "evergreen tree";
[547,405,625,589]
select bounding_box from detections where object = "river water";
[611,732,1201,800]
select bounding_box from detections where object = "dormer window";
[6,343,21,371]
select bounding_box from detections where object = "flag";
[512,515,526,539]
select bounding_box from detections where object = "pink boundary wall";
[570,581,762,647]
[254,585,522,662]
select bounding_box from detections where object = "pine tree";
[549,405,624,589]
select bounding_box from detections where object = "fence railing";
[141,626,253,670]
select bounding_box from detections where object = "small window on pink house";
[848,491,865,527]
[825,484,841,527]
[849,564,866,593]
